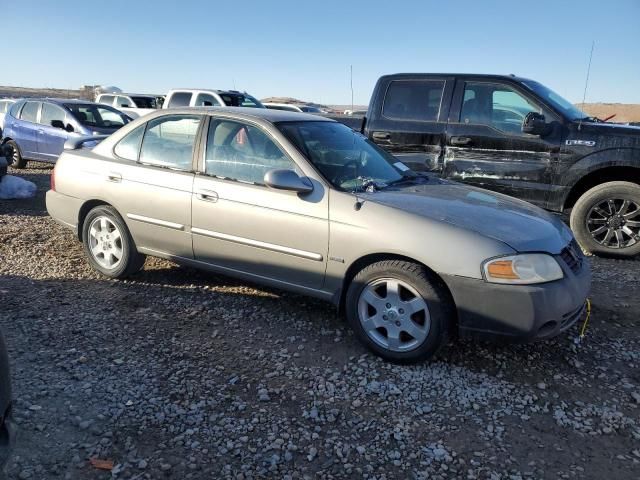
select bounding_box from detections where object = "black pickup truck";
[332,73,640,257]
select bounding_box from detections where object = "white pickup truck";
[163,89,264,109]
[96,93,163,118]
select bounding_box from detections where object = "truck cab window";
[461,82,547,134]
[382,80,444,122]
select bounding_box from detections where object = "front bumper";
[442,259,591,342]
[0,404,15,472]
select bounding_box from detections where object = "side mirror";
[120,104,129,108]
[51,120,65,129]
[522,112,549,136]
[264,169,313,193]
[65,123,75,133]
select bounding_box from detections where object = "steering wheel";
[333,159,362,186]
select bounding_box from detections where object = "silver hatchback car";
[46,108,590,362]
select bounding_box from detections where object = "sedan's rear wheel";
[82,206,145,278]
[346,260,452,363]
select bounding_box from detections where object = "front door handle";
[195,190,219,202]
[450,136,472,146]
[107,172,122,183]
[372,131,390,141]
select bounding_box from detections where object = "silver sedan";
[46,108,590,362]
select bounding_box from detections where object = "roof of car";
[16,98,101,105]
[168,89,254,96]
[159,106,334,123]
[382,73,534,83]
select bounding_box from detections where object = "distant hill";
[0,85,94,100]
[577,103,640,123]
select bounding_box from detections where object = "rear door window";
[382,80,445,121]
[168,92,192,108]
[139,115,202,170]
[20,101,40,123]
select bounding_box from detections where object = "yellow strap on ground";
[579,298,591,339]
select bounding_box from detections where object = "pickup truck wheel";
[5,140,26,169]
[346,260,452,363]
[82,206,146,278]
[570,181,640,258]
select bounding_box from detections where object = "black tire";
[345,260,453,363]
[82,205,146,278]
[570,181,640,258]
[5,140,27,169]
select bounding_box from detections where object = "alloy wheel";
[586,198,640,249]
[88,216,124,269]
[357,278,431,352]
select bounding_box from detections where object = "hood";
[362,179,573,253]
[570,122,640,148]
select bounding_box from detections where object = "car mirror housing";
[65,123,75,133]
[264,169,313,194]
[51,120,65,130]
[522,112,549,136]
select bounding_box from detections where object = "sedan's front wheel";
[346,260,453,363]
[82,206,145,278]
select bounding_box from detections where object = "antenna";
[350,65,354,114]
[578,41,595,130]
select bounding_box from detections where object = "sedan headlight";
[483,254,563,285]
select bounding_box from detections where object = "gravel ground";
[1,163,639,480]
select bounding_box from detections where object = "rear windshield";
[64,103,130,129]
[219,93,264,108]
[131,96,159,109]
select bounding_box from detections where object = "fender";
[550,147,640,210]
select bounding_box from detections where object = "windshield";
[220,93,264,108]
[522,80,587,121]
[130,96,159,109]
[278,121,411,191]
[65,103,130,129]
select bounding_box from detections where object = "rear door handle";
[195,189,219,202]
[107,172,122,183]
[450,136,472,146]
[372,131,390,141]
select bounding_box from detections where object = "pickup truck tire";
[570,181,640,258]
[5,140,26,169]
[82,206,146,278]
[346,260,452,363]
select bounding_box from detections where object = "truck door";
[367,76,453,172]
[444,79,562,206]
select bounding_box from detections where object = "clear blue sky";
[4,0,639,105]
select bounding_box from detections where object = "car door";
[37,102,71,162]
[191,117,329,290]
[367,76,453,172]
[444,79,562,205]
[14,101,43,159]
[108,114,203,258]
